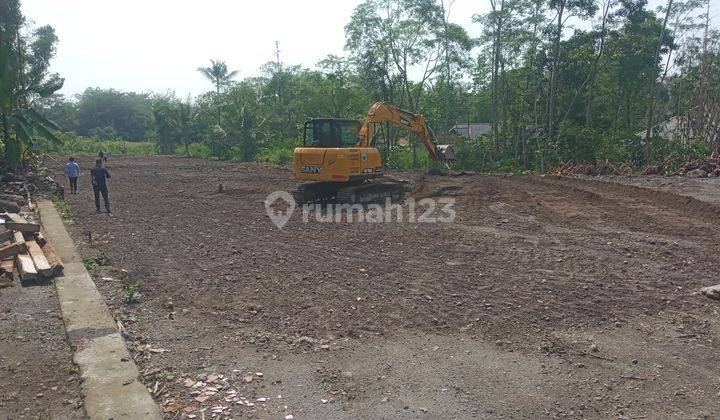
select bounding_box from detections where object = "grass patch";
[54,199,73,221]
[123,279,141,303]
[136,316,147,330]
[49,183,75,223]
[82,256,100,271]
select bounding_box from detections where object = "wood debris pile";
[552,150,720,178]
[551,160,618,176]
[667,148,720,177]
[0,212,63,286]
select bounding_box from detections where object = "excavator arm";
[358,101,454,161]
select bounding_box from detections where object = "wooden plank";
[0,241,26,259]
[12,230,24,244]
[40,241,63,277]
[3,213,26,223]
[16,254,38,280]
[26,240,51,274]
[2,213,41,233]
[0,258,14,276]
[4,221,40,233]
[0,229,11,243]
[11,228,37,281]
[34,231,47,247]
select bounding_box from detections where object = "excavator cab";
[302,119,361,148]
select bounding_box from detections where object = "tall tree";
[546,0,598,140]
[0,0,63,170]
[197,60,238,93]
[643,0,673,160]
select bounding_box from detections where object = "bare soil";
[49,156,720,419]
[0,269,84,419]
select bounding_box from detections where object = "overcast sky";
[22,0,718,99]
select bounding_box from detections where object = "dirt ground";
[48,156,720,419]
[0,256,84,418]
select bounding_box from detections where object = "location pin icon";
[264,191,296,229]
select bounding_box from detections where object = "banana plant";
[0,43,62,171]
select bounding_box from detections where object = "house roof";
[450,123,492,138]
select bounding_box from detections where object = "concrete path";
[37,199,160,420]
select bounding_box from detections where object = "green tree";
[75,88,153,140]
[197,60,238,93]
[0,0,63,170]
[152,94,195,155]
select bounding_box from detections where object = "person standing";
[65,157,80,194]
[90,159,111,213]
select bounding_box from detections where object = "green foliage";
[452,136,493,172]
[19,0,720,173]
[135,316,147,329]
[82,256,99,271]
[380,145,423,170]
[122,279,141,303]
[0,14,64,171]
[39,132,155,156]
[54,198,72,221]
[197,60,238,93]
[256,137,297,165]
[174,142,212,159]
[74,88,153,140]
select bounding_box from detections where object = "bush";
[40,132,156,157]
[256,137,297,165]
[451,136,492,172]
[175,142,213,159]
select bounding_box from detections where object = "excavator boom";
[358,101,454,161]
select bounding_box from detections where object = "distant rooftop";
[450,123,492,138]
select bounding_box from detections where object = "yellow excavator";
[292,101,454,204]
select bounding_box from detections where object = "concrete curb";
[37,199,161,420]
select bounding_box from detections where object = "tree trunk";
[547,0,566,140]
[490,0,505,161]
[585,0,612,127]
[697,0,710,144]
[643,0,673,162]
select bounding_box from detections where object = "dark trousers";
[68,176,78,194]
[93,184,110,211]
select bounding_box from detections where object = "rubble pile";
[668,148,720,178]
[551,160,616,176]
[551,149,720,178]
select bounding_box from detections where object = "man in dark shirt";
[90,159,111,213]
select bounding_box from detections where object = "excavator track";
[292,182,342,205]
[336,180,406,205]
[293,180,408,205]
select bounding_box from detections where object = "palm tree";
[197,60,238,93]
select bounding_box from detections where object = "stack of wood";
[0,213,63,285]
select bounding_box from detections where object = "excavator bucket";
[436,144,455,161]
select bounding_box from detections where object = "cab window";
[304,120,359,147]
[338,123,359,146]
